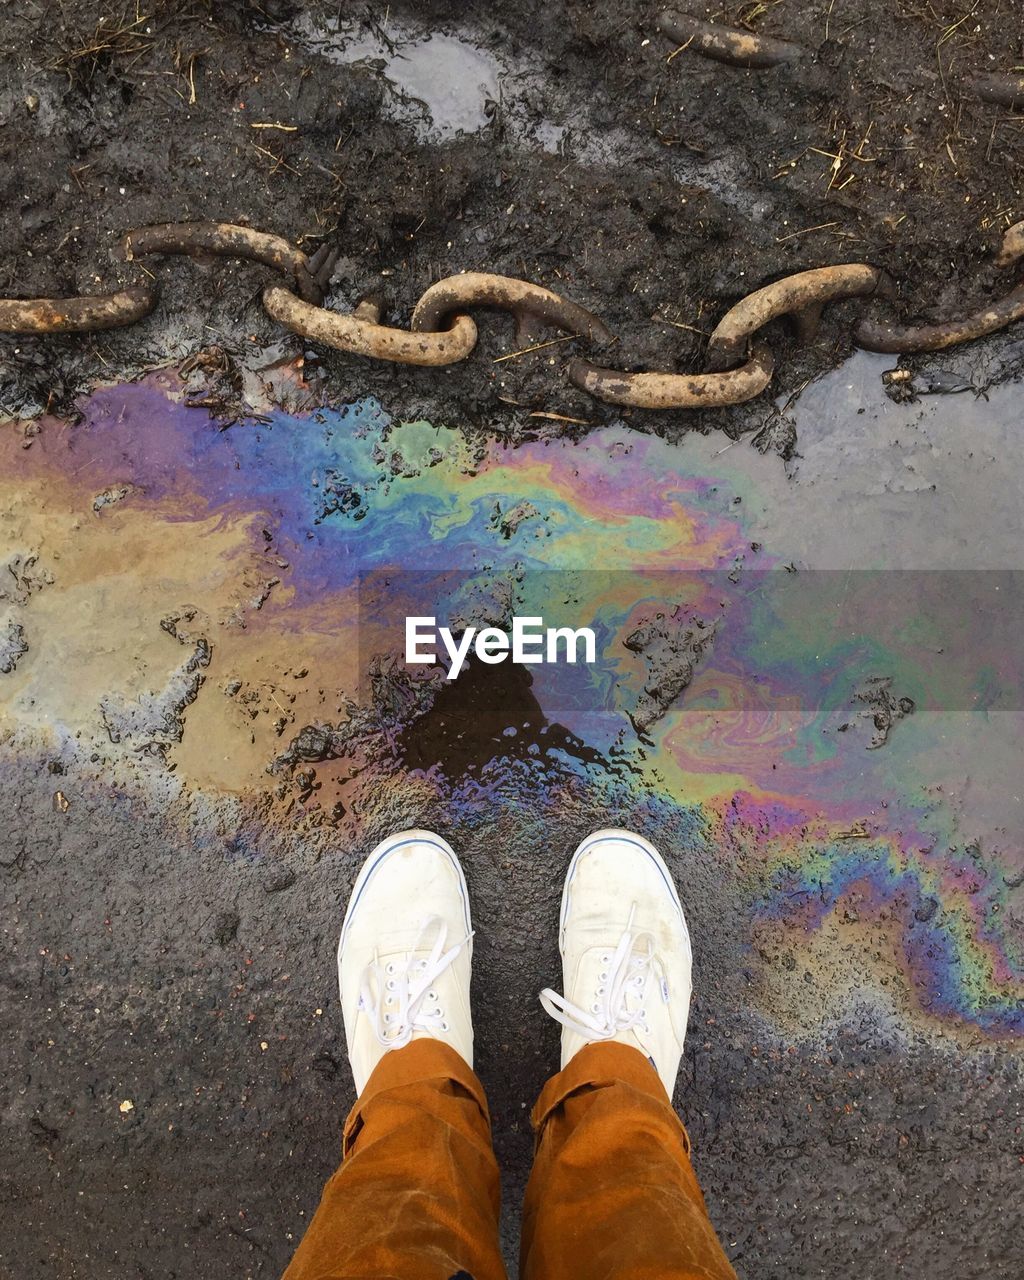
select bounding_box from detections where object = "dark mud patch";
[99,615,212,758]
[852,675,916,750]
[623,607,717,733]
[272,648,608,812]
[0,615,28,672]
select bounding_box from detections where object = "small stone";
[119,1099,134,1114]
[92,482,138,513]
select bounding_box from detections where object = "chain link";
[1,218,1022,409]
[410,271,616,347]
[569,341,775,409]
[0,285,157,334]
[263,284,478,366]
[703,265,892,371]
[124,221,336,304]
[657,9,804,69]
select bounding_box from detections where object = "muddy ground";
[2,3,1023,1279]
[1,0,1023,430]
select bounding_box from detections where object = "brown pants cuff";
[343,1038,490,1156]
[530,1039,692,1153]
[286,1040,504,1280]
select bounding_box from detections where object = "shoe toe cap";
[344,832,471,952]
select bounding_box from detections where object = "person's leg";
[521,1042,735,1280]
[283,829,505,1280]
[284,1039,503,1280]
[521,829,737,1280]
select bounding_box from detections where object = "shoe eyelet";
[386,962,396,975]
[592,1002,601,1013]
[441,1021,450,1032]
[386,979,396,990]
[596,986,605,995]
[599,972,607,981]
[428,990,437,1000]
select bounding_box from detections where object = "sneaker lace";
[358,915,471,1050]
[539,905,660,1041]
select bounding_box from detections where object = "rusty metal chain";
[2,217,1023,410]
[124,220,337,305]
[0,286,158,335]
[657,4,1024,110]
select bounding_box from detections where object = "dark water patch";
[397,654,604,778]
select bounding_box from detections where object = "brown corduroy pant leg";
[282,1039,505,1280]
[283,1039,738,1280]
[521,1042,738,1280]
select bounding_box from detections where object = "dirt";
[2,4,1024,1279]
[0,1,1022,432]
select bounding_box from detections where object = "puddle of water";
[292,15,500,140]
[287,14,616,164]
[673,350,1024,570]
[2,368,1021,1042]
[534,120,568,154]
[663,350,1024,855]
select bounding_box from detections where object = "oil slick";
[0,364,1021,1045]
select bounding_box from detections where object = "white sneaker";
[338,829,474,1095]
[539,829,692,1097]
